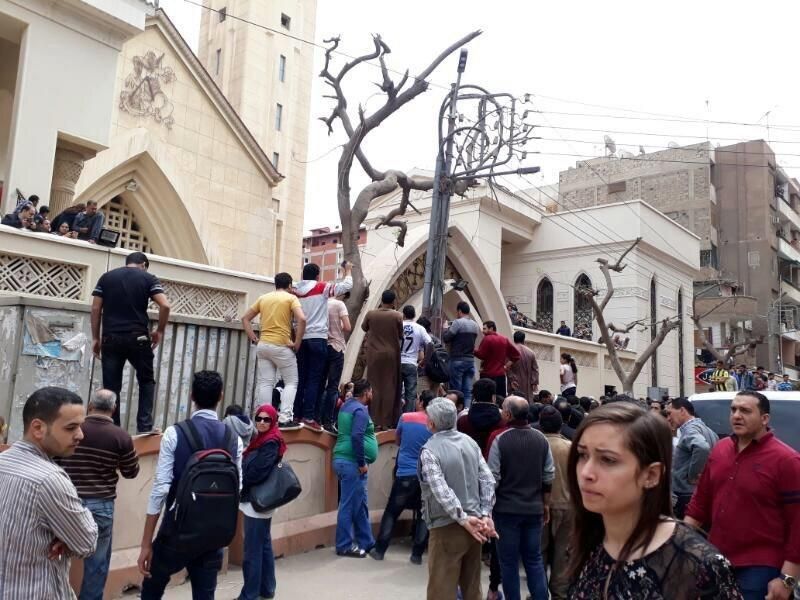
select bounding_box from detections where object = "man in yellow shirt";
[242,273,307,428]
[709,360,730,392]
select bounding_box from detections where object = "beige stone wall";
[78,23,280,276]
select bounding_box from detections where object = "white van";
[688,391,800,451]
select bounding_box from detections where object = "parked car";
[688,391,800,452]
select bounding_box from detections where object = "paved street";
[157,540,492,599]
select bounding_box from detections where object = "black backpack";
[170,420,240,555]
[424,341,450,383]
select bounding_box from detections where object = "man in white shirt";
[400,305,431,414]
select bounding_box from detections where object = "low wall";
[58,428,404,599]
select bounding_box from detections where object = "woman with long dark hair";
[559,352,578,398]
[567,403,742,599]
[237,404,286,600]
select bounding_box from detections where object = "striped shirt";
[57,414,139,499]
[0,440,98,599]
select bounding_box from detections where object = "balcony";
[778,198,800,235]
[782,278,800,306]
[778,237,800,264]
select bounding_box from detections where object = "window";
[218,6,226,22]
[280,13,291,29]
[272,152,280,170]
[607,180,626,194]
[215,48,221,76]
[699,243,718,269]
[278,55,286,82]
[275,103,283,131]
[574,274,593,338]
[536,278,554,333]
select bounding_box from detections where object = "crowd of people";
[708,360,796,392]
[1,255,799,600]
[2,195,106,243]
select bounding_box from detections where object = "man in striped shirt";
[59,389,139,600]
[0,387,98,599]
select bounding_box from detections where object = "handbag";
[249,461,302,512]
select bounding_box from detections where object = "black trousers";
[673,493,694,520]
[489,375,507,398]
[140,535,223,600]
[373,475,428,557]
[101,333,156,433]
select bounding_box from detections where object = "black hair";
[472,378,497,404]
[381,289,396,305]
[29,194,39,205]
[528,402,543,423]
[483,320,497,331]
[419,389,436,408]
[192,370,224,409]
[224,404,244,417]
[456,301,470,315]
[302,263,320,280]
[39,205,50,215]
[126,252,149,267]
[446,389,465,409]
[668,396,695,416]
[538,389,553,401]
[554,398,572,422]
[402,305,416,319]
[353,379,372,398]
[561,352,578,374]
[22,387,83,432]
[539,405,563,433]
[513,331,525,344]
[735,390,770,415]
[274,272,293,289]
[417,316,432,332]
[579,396,592,412]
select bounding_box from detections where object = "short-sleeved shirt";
[251,290,301,346]
[401,320,431,365]
[92,266,165,336]
[327,298,348,353]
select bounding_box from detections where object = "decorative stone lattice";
[604,356,636,372]
[529,342,555,362]
[104,196,152,253]
[153,279,242,321]
[0,253,86,300]
[566,349,597,368]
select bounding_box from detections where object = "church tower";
[198,0,317,273]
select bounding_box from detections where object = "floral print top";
[569,522,743,599]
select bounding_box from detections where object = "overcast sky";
[160,0,800,231]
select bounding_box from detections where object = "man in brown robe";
[361,290,403,429]
[507,330,539,401]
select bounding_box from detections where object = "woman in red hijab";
[238,404,286,600]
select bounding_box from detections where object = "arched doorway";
[536,278,553,332]
[574,274,593,339]
[104,195,153,253]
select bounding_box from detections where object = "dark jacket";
[442,317,480,360]
[1,213,23,228]
[457,402,502,456]
[241,440,280,502]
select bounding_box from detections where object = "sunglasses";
[254,416,273,423]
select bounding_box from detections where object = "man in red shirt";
[685,391,800,600]
[474,321,520,399]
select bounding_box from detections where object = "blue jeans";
[239,515,276,600]
[294,338,328,421]
[333,458,374,552]
[733,566,781,600]
[493,511,548,600]
[79,498,115,600]
[400,363,419,414]
[319,345,345,426]
[449,359,476,407]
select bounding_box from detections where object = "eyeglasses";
[254,416,273,423]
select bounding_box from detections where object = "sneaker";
[279,420,303,431]
[409,554,422,565]
[369,548,384,561]
[336,545,367,558]
[322,423,338,436]
[302,419,323,433]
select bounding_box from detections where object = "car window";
[692,400,800,452]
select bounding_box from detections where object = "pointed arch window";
[104,195,152,253]
[574,274,593,338]
[536,278,553,332]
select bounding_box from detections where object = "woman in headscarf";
[237,404,286,600]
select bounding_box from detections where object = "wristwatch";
[780,573,797,590]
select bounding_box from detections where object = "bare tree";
[319,31,481,324]
[691,295,762,365]
[579,238,681,394]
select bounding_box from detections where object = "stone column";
[49,146,86,216]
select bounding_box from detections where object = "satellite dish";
[667,141,679,149]
[639,145,646,155]
[619,151,634,159]
[604,135,616,156]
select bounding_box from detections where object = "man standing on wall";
[474,320,520,399]
[442,302,480,408]
[361,290,404,430]
[59,389,140,600]
[507,331,539,400]
[92,252,170,433]
[400,305,431,414]
[319,293,351,434]
[292,261,353,432]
